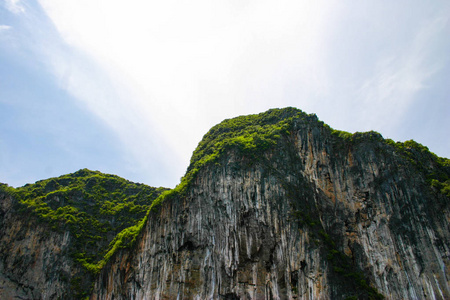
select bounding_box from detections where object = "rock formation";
[1,108,449,299]
[0,170,165,299]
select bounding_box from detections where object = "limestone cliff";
[1,108,449,299]
[92,108,449,299]
[0,190,79,299]
[0,170,165,299]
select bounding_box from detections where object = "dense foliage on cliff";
[327,126,450,198]
[0,169,166,271]
[188,107,302,172]
[172,108,304,193]
[386,139,450,197]
[321,116,450,199]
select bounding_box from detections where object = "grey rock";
[92,118,449,299]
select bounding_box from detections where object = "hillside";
[1,107,449,299]
[0,169,166,298]
[92,108,449,299]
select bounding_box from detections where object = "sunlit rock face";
[92,116,449,299]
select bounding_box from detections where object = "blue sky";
[1,0,449,188]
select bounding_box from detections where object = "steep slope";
[92,108,449,299]
[0,169,166,299]
[1,108,448,299]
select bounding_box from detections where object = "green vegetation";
[325,125,449,199]
[1,169,166,273]
[330,129,383,142]
[185,108,307,184]
[430,179,450,197]
[0,169,167,297]
[385,139,450,198]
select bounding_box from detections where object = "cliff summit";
[1,107,449,299]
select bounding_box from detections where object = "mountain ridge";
[1,107,449,299]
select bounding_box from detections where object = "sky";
[1,0,449,188]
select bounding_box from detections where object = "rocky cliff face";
[1,108,449,299]
[91,109,449,299]
[0,190,78,299]
[0,170,165,299]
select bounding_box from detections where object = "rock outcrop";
[0,190,78,299]
[0,170,165,299]
[92,109,449,299]
[0,108,449,299]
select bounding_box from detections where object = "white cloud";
[1,1,181,186]
[35,0,337,181]
[25,0,450,184]
[4,0,25,14]
[0,25,11,31]
[40,45,181,186]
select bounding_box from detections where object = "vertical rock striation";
[0,170,165,299]
[0,190,78,299]
[0,108,448,299]
[92,109,449,299]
